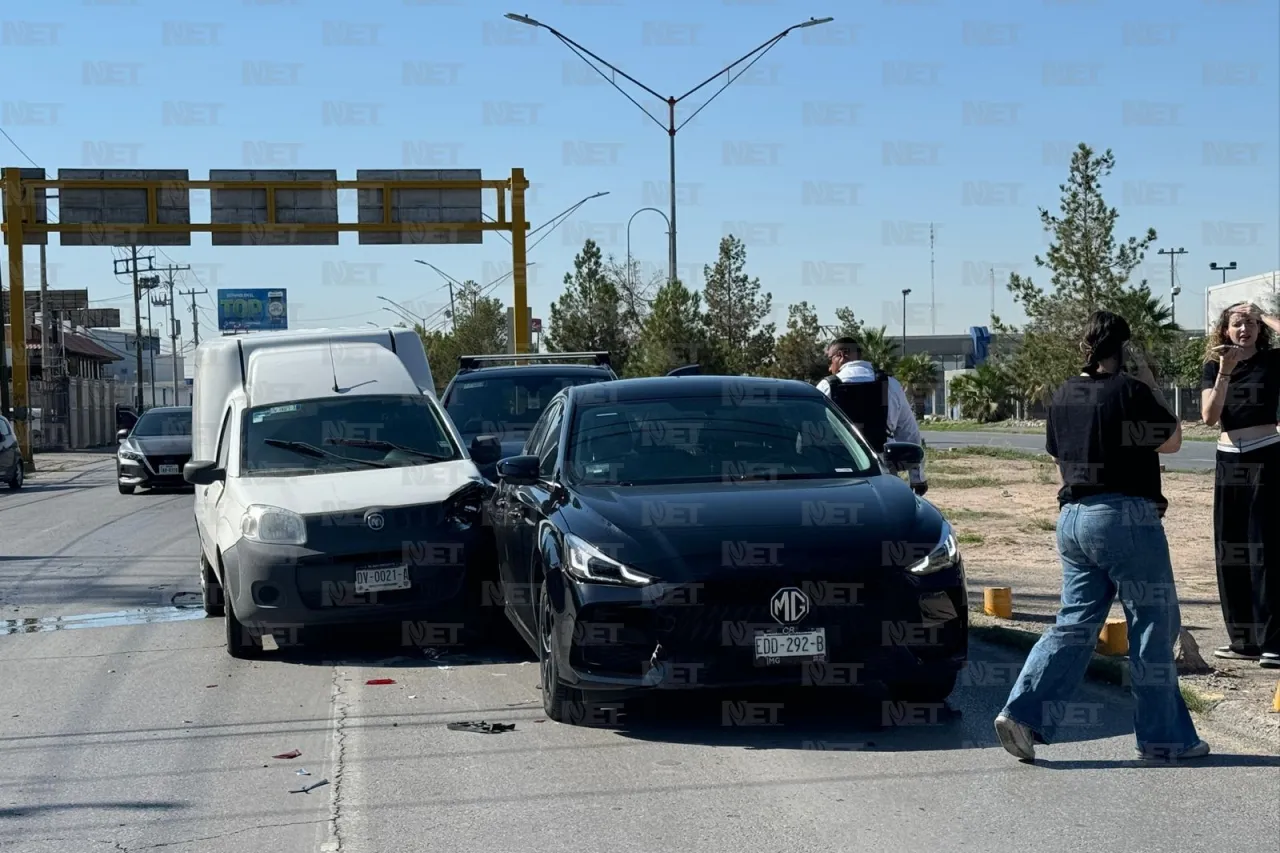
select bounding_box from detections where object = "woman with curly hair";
[1201,301,1280,668]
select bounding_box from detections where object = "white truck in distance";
[184,327,503,658]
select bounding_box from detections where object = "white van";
[184,327,504,658]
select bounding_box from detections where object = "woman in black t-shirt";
[1201,301,1280,668]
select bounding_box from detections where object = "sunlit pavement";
[1,456,1276,853]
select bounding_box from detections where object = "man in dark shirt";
[993,311,1208,763]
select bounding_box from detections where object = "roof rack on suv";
[456,352,612,372]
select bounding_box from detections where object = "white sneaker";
[994,713,1036,761]
[1135,740,1211,761]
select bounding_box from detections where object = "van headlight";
[564,533,654,587]
[241,505,307,545]
[908,524,960,575]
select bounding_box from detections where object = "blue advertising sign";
[217,288,288,332]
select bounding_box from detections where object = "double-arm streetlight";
[504,12,833,285]
[1210,261,1237,285]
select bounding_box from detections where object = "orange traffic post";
[1097,618,1129,656]
[983,587,1012,619]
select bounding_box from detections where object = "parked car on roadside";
[116,406,193,494]
[0,415,24,490]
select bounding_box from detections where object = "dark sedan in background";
[489,375,968,724]
[117,406,193,494]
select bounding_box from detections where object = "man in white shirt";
[816,336,928,495]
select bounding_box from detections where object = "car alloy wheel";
[9,462,23,490]
[538,582,592,723]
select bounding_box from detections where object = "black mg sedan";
[489,375,968,724]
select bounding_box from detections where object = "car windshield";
[446,373,604,439]
[131,410,192,437]
[564,394,879,486]
[242,394,459,477]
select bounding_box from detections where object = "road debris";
[366,678,396,685]
[273,749,302,759]
[447,720,516,734]
[296,768,311,776]
[290,778,329,794]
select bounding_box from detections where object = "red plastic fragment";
[365,678,396,685]
[273,749,302,759]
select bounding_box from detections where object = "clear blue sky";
[1,0,1276,350]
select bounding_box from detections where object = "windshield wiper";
[263,439,389,468]
[325,437,452,462]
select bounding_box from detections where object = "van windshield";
[242,395,459,477]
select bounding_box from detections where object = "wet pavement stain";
[0,598,206,636]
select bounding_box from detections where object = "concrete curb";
[968,610,1218,711]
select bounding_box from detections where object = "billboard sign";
[217,288,288,332]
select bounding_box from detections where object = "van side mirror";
[184,459,225,486]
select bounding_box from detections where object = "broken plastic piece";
[365,678,396,685]
[290,778,329,794]
[273,749,302,759]
[447,720,515,734]
[296,768,311,776]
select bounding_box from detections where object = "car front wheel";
[224,578,263,659]
[538,582,593,724]
[8,461,23,490]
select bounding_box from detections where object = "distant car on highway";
[0,415,23,490]
[116,406,193,494]
[489,374,967,725]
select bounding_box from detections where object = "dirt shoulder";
[928,447,1279,749]
[924,418,1222,442]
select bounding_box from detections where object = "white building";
[1204,270,1280,332]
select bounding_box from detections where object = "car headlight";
[241,505,307,545]
[908,523,960,575]
[564,533,654,587]
[118,444,144,462]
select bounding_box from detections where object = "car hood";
[235,460,486,514]
[127,435,192,455]
[559,476,944,581]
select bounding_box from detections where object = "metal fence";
[29,377,133,451]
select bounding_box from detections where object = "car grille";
[144,453,190,473]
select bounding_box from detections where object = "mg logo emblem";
[365,511,385,531]
[770,587,809,625]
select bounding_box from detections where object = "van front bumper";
[219,530,493,645]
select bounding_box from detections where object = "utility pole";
[148,264,190,404]
[39,244,51,383]
[1158,247,1187,326]
[181,287,207,348]
[901,288,912,355]
[929,223,936,335]
[990,266,996,322]
[141,275,161,407]
[113,247,156,411]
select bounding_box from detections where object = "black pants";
[1214,443,1280,654]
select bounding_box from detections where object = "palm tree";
[947,363,1012,423]
[894,352,941,417]
[858,326,900,372]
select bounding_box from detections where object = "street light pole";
[1210,260,1237,285]
[901,288,912,355]
[505,13,833,285]
[626,207,672,296]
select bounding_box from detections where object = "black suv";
[440,353,619,480]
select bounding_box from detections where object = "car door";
[510,399,563,632]
[493,407,549,593]
[0,417,15,478]
[197,406,233,563]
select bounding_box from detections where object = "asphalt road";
[922,431,1220,470]
[1,453,1276,853]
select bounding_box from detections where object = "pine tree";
[628,279,707,377]
[771,302,826,381]
[995,143,1166,402]
[700,235,776,375]
[544,239,630,371]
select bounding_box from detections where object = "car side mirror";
[470,434,502,465]
[117,428,129,443]
[883,441,925,470]
[184,459,225,486]
[495,454,540,486]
